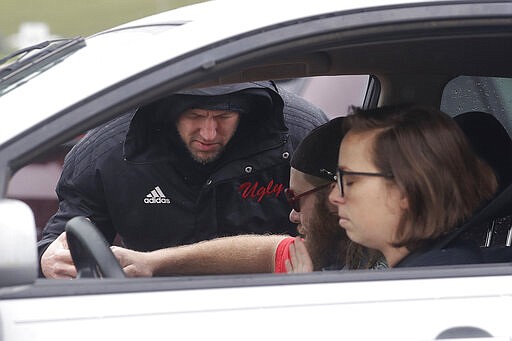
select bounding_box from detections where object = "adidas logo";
[144,186,171,204]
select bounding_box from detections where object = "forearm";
[148,234,288,276]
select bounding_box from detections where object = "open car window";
[6,75,370,243]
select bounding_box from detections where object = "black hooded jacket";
[37,81,328,267]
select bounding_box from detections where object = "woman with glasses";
[329,105,497,267]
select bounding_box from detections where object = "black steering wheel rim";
[65,216,125,278]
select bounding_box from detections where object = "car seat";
[454,111,512,249]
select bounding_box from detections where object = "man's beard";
[188,146,225,164]
[178,135,227,165]
[304,192,349,271]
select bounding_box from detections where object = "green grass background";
[0,0,204,52]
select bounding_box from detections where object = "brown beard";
[303,190,349,271]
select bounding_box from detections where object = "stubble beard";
[189,147,224,164]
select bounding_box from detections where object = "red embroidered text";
[239,180,284,202]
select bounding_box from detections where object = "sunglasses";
[336,168,393,197]
[284,182,332,212]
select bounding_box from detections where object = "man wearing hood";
[38,81,329,278]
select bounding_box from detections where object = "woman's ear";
[399,195,409,210]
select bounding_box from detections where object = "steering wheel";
[65,216,125,278]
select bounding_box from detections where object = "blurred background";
[0,0,204,56]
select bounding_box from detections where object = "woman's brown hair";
[344,105,498,251]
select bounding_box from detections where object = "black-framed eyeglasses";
[336,168,393,197]
[284,182,332,212]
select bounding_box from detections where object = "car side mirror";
[0,199,37,290]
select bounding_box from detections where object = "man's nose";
[200,117,217,140]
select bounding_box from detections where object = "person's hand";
[111,246,154,277]
[285,237,313,273]
[41,232,77,279]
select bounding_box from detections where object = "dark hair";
[344,105,498,250]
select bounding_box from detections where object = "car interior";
[5,6,512,278]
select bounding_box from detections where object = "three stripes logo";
[144,186,171,204]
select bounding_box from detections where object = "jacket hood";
[124,81,287,163]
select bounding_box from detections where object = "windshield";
[0,37,86,96]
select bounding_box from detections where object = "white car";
[1,1,512,340]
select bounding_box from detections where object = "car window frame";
[1,1,512,296]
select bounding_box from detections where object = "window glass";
[278,75,369,119]
[6,144,72,239]
[441,76,512,136]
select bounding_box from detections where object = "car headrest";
[454,111,512,193]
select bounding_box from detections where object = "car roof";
[0,0,509,146]
[107,0,432,29]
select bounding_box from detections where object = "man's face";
[176,108,240,164]
[288,168,347,270]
